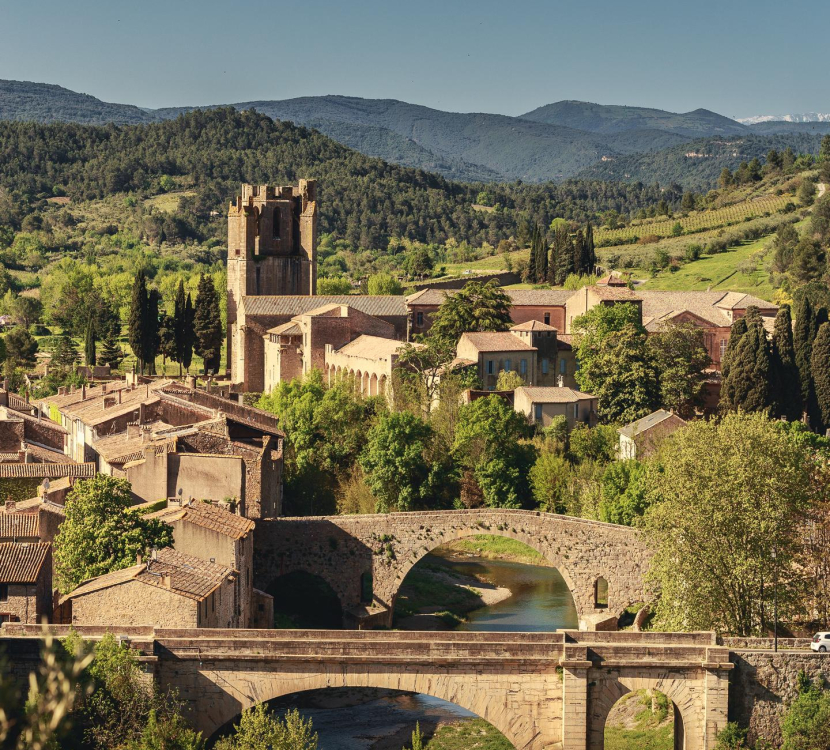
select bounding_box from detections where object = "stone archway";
[191,662,545,749]
[587,672,704,750]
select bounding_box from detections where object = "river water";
[275,553,577,749]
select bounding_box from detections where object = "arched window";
[595,577,609,608]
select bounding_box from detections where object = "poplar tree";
[194,274,223,374]
[770,305,802,422]
[811,322,830,431]
[128,270,149,373]
[84,317,96,367]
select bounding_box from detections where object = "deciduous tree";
[428,280,511,346]
[648,321,711,418]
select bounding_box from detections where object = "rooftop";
[459,332,534,352]
[63,547,235,603]
[0,513,39,539]
[619,409,686,438]
[332,335,410,360]
[510,320,557,332]
[241,295,408,318]
[0,463,95,479]
[407,288,574,307]
[148,501,254,540]
[0,542,50,583]
[515,386,597,403]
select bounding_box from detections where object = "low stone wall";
[729,651,830,746]
[721,636,813,650]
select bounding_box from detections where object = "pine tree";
[51,334,79,371]
[99,328,123,370]
[770,305,802,421]
[194,274,223,374]
[128,270,149,373]
[811,322,830,431]
[721,308,772,414]
[585,222,596,272]
[84,317,96,367]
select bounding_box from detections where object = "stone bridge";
[0,626,732,750]
[254,509,652,629]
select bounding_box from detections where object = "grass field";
[638,234,776,299]
[443,535,547,565]
[415,718,513,749]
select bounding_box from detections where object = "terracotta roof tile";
[0,463,95,479]
[333,335,409,360]
[241,295,407,318]
[149,502,254,540]
[510,320,557,331]
[515,386,597,403]
[459,332,534,352]
[0,542,50,583]
[619,409,687,438]
[0,513,39,539]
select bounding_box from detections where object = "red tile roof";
[0,513,39,539]
[0,463,95,479]
[149,501,254,540]
[0,542,50,583]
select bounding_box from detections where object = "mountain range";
[1,79,828,188]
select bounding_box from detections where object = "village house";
[456,322,560,391]
[61,547,238,629]
[618,409,687,460]
[324,335,415,397]
[0,541,52,624]
[0,386,69,463]
[513,386,599,429]
[0,462,95,506]
[147,501,268,628]
[39,379,284,519]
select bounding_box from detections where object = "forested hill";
[0,109,682,250]
[577,133,824,191]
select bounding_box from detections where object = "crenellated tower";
[226,180,318,374]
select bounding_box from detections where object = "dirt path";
[817,182,827,200]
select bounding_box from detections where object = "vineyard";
[594,194,795,246]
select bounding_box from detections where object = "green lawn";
[415,718,513,750]
[605,724,673,750]
[443,534,547,565]
[638,234,777,300]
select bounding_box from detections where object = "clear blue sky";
[2,0,827,119]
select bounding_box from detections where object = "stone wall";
[729,651,830,747]
[254,509,652,628]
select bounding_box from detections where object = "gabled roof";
[267,321,302,336]
[332,335,410,360]
[510,320,557,332]
[0,513,39,539]
[241,295,408,318]
[149,501,254,540]
[618,409,687,438]
[714,292,777,311]
[407,288,574,307]
[63,547,235,603]
[515,386,597,403]
[0,542,50,583]
[459,332,534,352]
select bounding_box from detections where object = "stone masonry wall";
[254,509,651,627]
[729,651,830,747]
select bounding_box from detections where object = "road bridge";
[0,626,731,750]
[254,509,652,629]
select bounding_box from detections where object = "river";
[270,553,577,749]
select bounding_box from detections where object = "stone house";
[513,386,598,429]
[618,409,687,460]
[456,322,559,391]
[61,547,238,628]
[262,303,398,392]
[0,542,52,624]
[147,501,266,628]
[325,335,416,397]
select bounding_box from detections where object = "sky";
[1,0,828,119]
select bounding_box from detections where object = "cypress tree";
[770,305,802,421]
[720,317,748,411]
[811,322,830,431]
[793,295,815,409]
[182,292,195,373]
[535,229,548,283]
[573,229,588,275]
[173,280,188,376]
[128,270,149,373]
[99,328,123,370]
[194,274,223,375]
[144,289,161,376]
[721,308,772,413]
[526,225,538,283]
[553,226,574,285]
[585,222,596,273]
[84,317,96,367]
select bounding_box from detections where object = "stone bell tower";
[226,180,318,373]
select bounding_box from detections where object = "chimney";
[557,374,565,387]
[81,385,86,399]
[162,574,172,589]
[136,553,143,565]
[151,548,158,560]
[36,405,41,422]
[117,390,122,405]
[102,383,108,394]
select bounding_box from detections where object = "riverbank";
[393,555,512,630]
[441,535,551,567]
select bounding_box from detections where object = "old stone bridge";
[254,509,652,629]
[1,626,732,750]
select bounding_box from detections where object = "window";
[504,358,511,372]
[544,312,551,325]
[0,584,7,602]
[719,339,727,360]
[560,359,567,375]
[520,359,527,375]
[573,403,579,420]
[416,312,424,327]
[534,404,543,422]
[541,358,549,374]
[487,360,494,375]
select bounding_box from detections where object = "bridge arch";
[588,672,703,750]
[193,662,542,749]
[389,526,581,623]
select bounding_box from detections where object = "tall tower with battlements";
[226,180,318,376]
